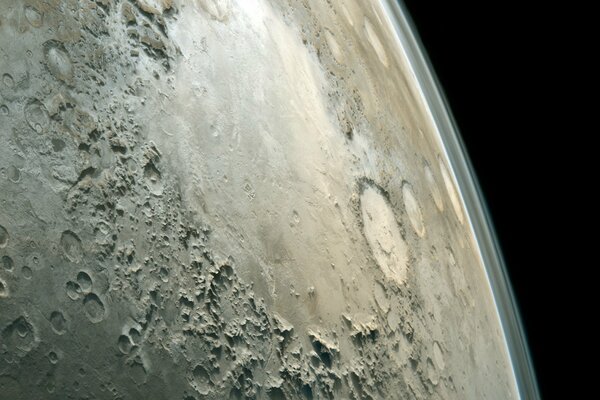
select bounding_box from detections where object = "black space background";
[400,1,572,398]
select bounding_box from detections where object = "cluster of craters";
[0,1,404,398]
[0,0,514,399]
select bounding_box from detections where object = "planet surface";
[0,0,533,399]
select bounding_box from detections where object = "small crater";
[159,267,169,283]
[121,1,137,24]
[1,316,35,353]
[373,281,389,313]
[129,328,142,345]
[0,105,8,115]
[424,163,444,211]
[0,225,8,248]
[2,73,14,88]
[118,334,133,354]
[60,230,83,263]
[426,357,439,385]
[341,4,354,26]
[0,278,8,298]
[47,351,58,364]
[2,255,13,271]
[21,266,32,279]
[130,360,148,384]
[66,281,81,300]
[439,157,464,224]
[76,271,92,293]
[364,18,389,67]
[95,220,111,237]
[43,41,73,83]
[49,311,67,335]
[136,0,174,15]
[243,181,256,200]
[447,247,457,267]
[24,99,49,134]
[7,166,21,183]
[197,0,232,22]
[143,162,163,196]
[24,6,43,28]
[402,182,425,237]
[191,365,213,395]
[46,381,55,394]
[83,293,105,323]
[432,341,445,371]
[324,29,344,64]
[125,158,138,174]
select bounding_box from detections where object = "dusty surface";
[0,0,517,399]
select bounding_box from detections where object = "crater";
[130,361,148,384]
[0,225,8,248]
[2,73,14,88]
[83,293,105,323]
[373,281,389,313]
[191,364,213,395]
[432,341,445,371]
[77,271,93,293]
[402,182,425,237]
[439,157,464,224]
[66,281,82,300]
[60,230,83,263]
[118,334,133,354]
[47,351,58,364]
[159,267,169,283]
[143,162,164,196]
[21,266,32,279]
[196,0,231,22]
[1,316,36,353]
[424,163,444,211]
[0,278,8,298]
[426,357,439,385]
[43,41,73,83]
[324,29,344,64]
[2,255,13,270]
[129,328,142,345]
[364,17,388,67]
[360,184,408,284]
[49,311,67,335]
[24,6,43,28]
[136,0,174,15]
[7,166,20,183]
[24,99,49,134]
[341,4,354,27]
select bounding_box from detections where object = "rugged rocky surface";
[0,0,517,399]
